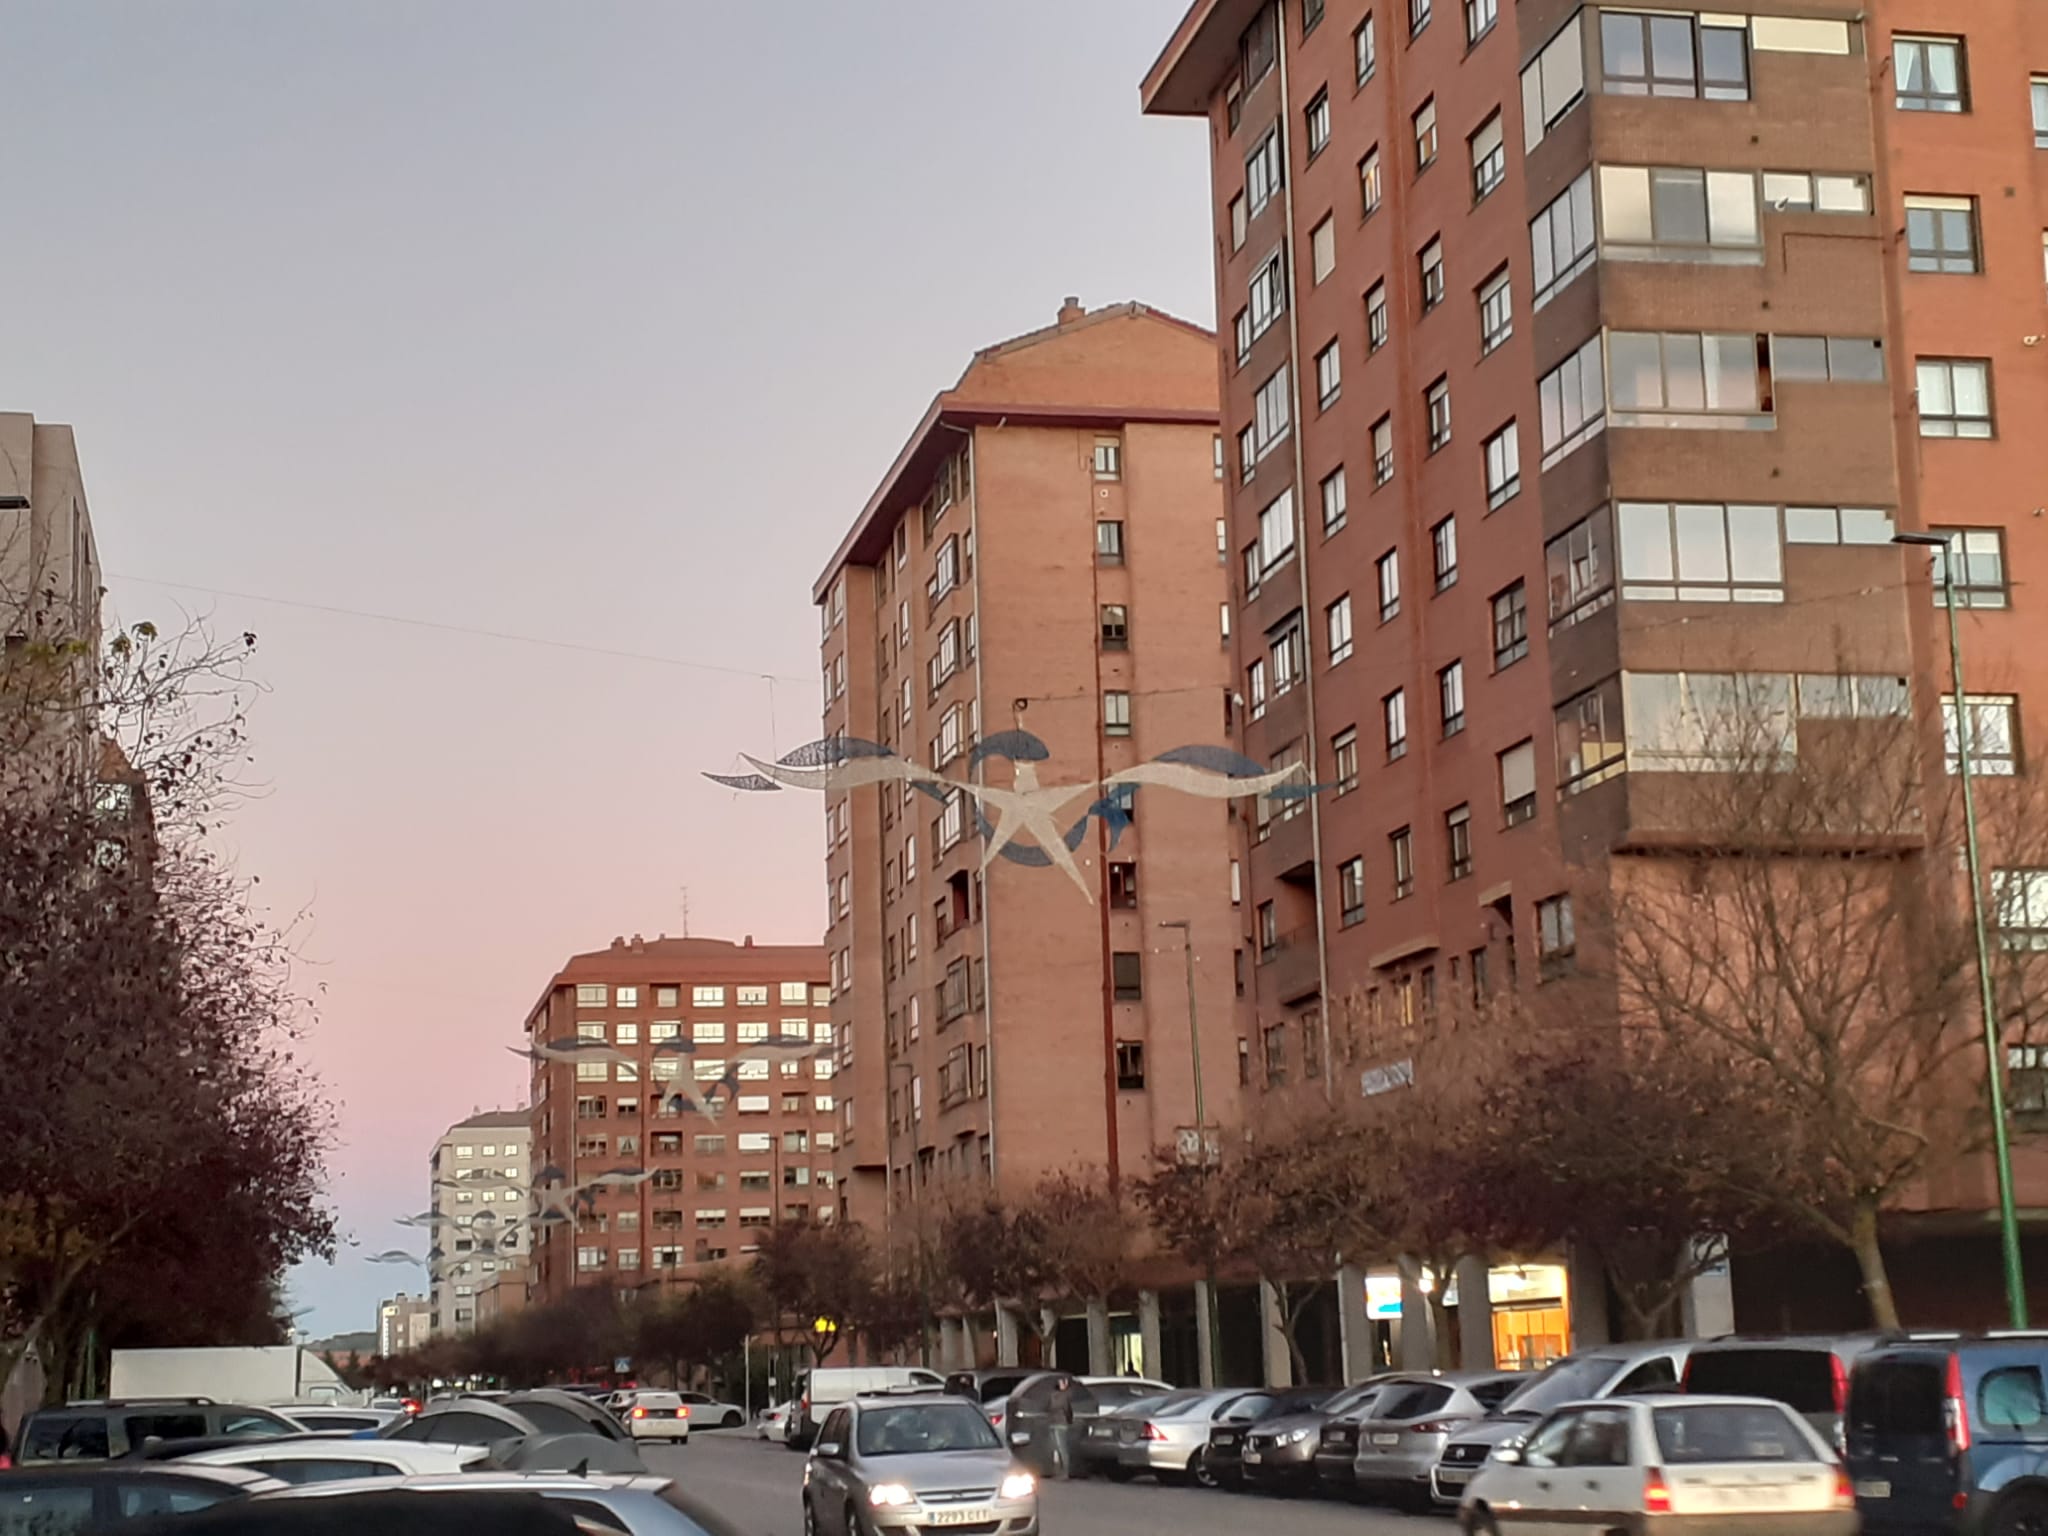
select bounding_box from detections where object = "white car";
[177,1438,489,1483]
[1459,1394,1855,1536]
[622,1390,690,1444]
[758,1402,791,1440]
[675,1390,748,1429]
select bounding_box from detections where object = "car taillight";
[1143,1423,1167,1441]
[680,1406,690,1418]
[402,1398,422,1415]
[1644,1467,1672,1515]
[1410,1419,1463,1434]
[988,1411,1004,1428]
[633,1407,647,1419]
[1832,1468,1855,1511]
[1833,1354,1851,1418]
[1946,1353,1971,1454]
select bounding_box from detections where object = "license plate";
[1244,1450,1262,1464]
[1857,1481,1891,1500]
[1214,1436,1237,1449]
[923,1509,992,1526]
[1372,1433,1400,1447]
[1439,1470,1471,1486]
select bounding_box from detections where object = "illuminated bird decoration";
[364,1250,421,1265]
[508,1037,636,1069]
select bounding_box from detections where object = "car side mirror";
[1009,1431,1028,1445]
[815,1441,842,1459]
[1493,1447,1521,1466]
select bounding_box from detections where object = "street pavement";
[651,1430,1446,1536]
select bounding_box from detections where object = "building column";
[1337,1262,1374,1383]
[1194,1281,1217,1388]
[1456,1256,1495,1369]
[1138,1291,1163,1381]
[939,1317,963,1369]
[1568,1244,1611,1349]
[1259,1279,1294,1388]
[1683,1237,1735,1338]
[1397,1258,1436,1370]
[996,1304,1020,1367]
[1040,1309,1059,1368]
[1085,1299,1112,1376]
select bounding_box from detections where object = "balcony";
[1257,924,1322,1006]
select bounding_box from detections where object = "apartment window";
[1608,331,1762,420]
[1248,248,1286,349]
[1439,661,1466,737]
[1226,77,1242,133]
[1944,695,2020,776]
[1555,677,1626,794]
[1097,519,1125,562]
[1597,166,1760,255]
[1469,113,1504,202]
[1254,365,1292,458]
[1425,377,1451,452]
[1419,237,1445,310]
[1315,340,1343,409]
[1110,860,1140,909]
[1478,267,1512,354]
[1546,510,1615,630]
[1112,951,1143,1001]
[1905,196,1980,274]
[1328,594,1354,665]
[1258,900,1278,955]
[1481,420,1521,510]
[1221,602,1232,645]
[1100,604,1129,650]
[1997,871,2048,950]
[1383,689,1408,760]
[1412,99,1438,173]
[1600,11,1749,101]
[1446,804,1473,881]
[1492,582,1528,668]
[1537,894,1576,972]
[1372,414,1394,484]
[1521,13,1586,147]
[1390,827,1415,899]
[1333,727,1360,793]
[1917,359,1993,437]
[1306,89,1331,159]
[1500,740,1537,826]
[1409,0,1430,39]
[1928,528,2009,608]
[1303,0,1325,36]
[1311,216,1337,285]
[1530,169,1596,308]
[1465,0,1496,45]
[1772,334,1885,384]
[1360,147,1383,217]
[1618,501,1783,602]
[1115,1041,1147,1092]
[1247,660,1268,720]
[1366,282,1389,351]
[1271,619,1305,696]
[1894,36,1966,112]
[1339,856,1366,926]
[1257,487,1296,572]
[1355,14,1377,85]
[1229,193,1247,252]
[1320,466,1348,534]
[1092,436,1123,479]
[1246,126,1283,217]
[1377,549,1401,622]
[1432,516,1458,591]
[1538,337,1606,469]
[1763,171,1872,214]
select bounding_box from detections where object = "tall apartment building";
[429,1110,531,1335]
[1144,1,2048,1328]
[814,299,1246,1236]
[525,935,832,1308]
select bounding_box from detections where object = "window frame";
[1894,35,1968,113]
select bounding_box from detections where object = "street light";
[1896,530,2028,1327]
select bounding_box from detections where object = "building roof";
[812,299,1218,599]
[1141,0,1266,117]
[526,934,829,1024]
[450,1109,530,1131]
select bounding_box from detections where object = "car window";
[1613,1356,1681,1395]
[125,1413,208,1444]
[217,1410,294,1438]
[548,1497,632,1536]
[1011,1379,1055,1412]
[21,1419,109,1462]
[1219,1392,1273,1420]
[115,1481,239,1518]
[248,1459,398,1484]
[1375,1384,1453,1420]
[1654,1403,1816,1463]
[1067,1384,1098,1415]
[1501,1356,1627,1416]
[1326,1383,1388,1417]
[1981,1368,2048,1431]
[0,1484,96,1536]
[1521,1410,1583,1469]
[1472,1378,1523,1410]
[424,1412,518,1444]
[855,1403,1003,1456]
[1562,1408,1634,1467]
[820,1408,852,1447]
[290,1414,367,1432]
[1686,1349,1838,1413]
[514,1402,597,1437]
[1852,1361,1944,1438]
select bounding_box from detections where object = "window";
[1271,619,1304,696]
[1383,689,1408,760]
[1320,466,1348,534]
[1538,334,1605,466]
[1112,951,1143,1001]
[1097,519,1125,562]
[694,984,726,1007]
[1110,860,1140,908]
[1894,36,1966,112]
[1254,366,1291,458]
[1546,509,1615,630]
[1762,171,1872,214]
[1944,695,2020,776]
[1446,805,1473,880]
[1359,146,1383,221]
[1226,77,1242,133]
[1617,501,1783,602]
[1316,340,1342,409]
[1257,487,1296,573]
[1389,827,1415,899]
[1478,267,1512,354]
[1439,661,1466,737]
[1772,335,1886,383]
[1306,89,1331,158]
[1377,549,1401,622]
[2036,76,2048,148]
[1432,516,1458,591]
[1303,0,1324,36]
[1917,358,1993,437]
[1481,420,1521,511]
[1465,0,1496,45]
[1092,436,1123,479]
[1339,856,1366,926]
[1246,126,1283,217]
[1247,659,1268,720]
[1531,169,1596,308]
[1928,528,2009,608]
[1419,237,1445,310]
[1311,216,1337,284]
[1425,377,1451,452]
[1469,113,1504,203]
[1366,281,1389,351]
[1328,594,1354,665]
[1492,582,1528,668]
[1372,414,1394,484]
[1100,604,1128,649]
[1355,14,1377,85]
[1500,740,1537,826]
[1413,98,1438,171]
[1229,193,1247,252]
[1409,0,1430,39]
[1622,672,1798,770]
[1115,1040,1147,1091]
[1248,248,1287,350]
[1600,11,1749,101]
[1258,900,1278,954]
[1537,895,1576,971]
[1555,677,1626,794]
[1597,166,1760,255]
[1521,13,1586,148]
[1607,331,1762,420]
[1905,196,1980,274]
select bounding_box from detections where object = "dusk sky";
[2,1,1217,1337]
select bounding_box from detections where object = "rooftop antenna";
[680,887,691,938]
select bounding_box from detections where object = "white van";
[786,1366,944,1448]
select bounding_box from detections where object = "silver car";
[263,1471,725,1536]
[804,1394,1038,1536]
[1109,1389,1246,1484]
[1350,1371,1524,1503]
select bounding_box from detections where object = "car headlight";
[868,1484,916,1509]
[1000,1473,1036,1500]
[1288,1427,1312,1444]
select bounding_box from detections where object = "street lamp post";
[1896,530,2028,1327]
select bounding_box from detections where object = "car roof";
[1688,1334,1886,1354]
[266,1471,668,1497]
[183,1440,473,1465]
[3,1463,286,1490]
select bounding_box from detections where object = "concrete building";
[430,1110,531,1335]
[473,1268,530,1329]
[1142,0,2048,1334]
[376,1294,432,1359]
[0,412,99,655]
[524,935,831,1309]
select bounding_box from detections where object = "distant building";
[473,1267,529,1329]
[430,1110,531,1335]
[375,1294,431,1359]
[0,413,101,792]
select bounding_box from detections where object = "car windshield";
[1151,1393,1218,1418]
[1324,1383,1386,1417]
[1088,1383,1164,1408]
[1654,1404,1816,1463]
[1496,1356,1625,1417]
[856,1404,1003,1456]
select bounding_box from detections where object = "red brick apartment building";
[1144,0,2048,1330]
[526,936,832,1307]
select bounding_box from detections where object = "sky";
[0,1,1217,1338]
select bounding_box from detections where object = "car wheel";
[723,1410,744,1428]
[1191,1449,1218,1489]
[1993,1494,2048,1536]
[1464,1505,1501,1536]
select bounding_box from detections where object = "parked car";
[674,1391,747,1430]
[1459,1395,1855,1536]
[1350,1371,1525,1505]
[758,1402,792,1441]
[944,1370,1038,1409]
[0,1462,284,1534]
[622,1391,691,1445]
[788,1367,946,1450]
[1206,1389,1330,1491]
[1111,1389,1260,1486]
[802,1394,1037,1536]
[381,1397,647,1473]
[1432,1340,1695,1505]
[1845,1334,2048,1536]
[259,1473,743,1536]
[1315,1378,1427,1494]
[494,1390,631,1442]
[1000,1372,1174,1476]
[1072,1394,1178,1481]
[1684,1335,1887,1447]
[266,1407,403,1436]
[1243,1379,1393,1492]
[15,1401,304,1464]
[170,1438,488,1482]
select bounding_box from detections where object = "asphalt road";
[650,1430,1445,1536]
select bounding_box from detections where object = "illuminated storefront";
[1364,1262,1571,1369]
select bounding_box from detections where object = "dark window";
[1115,1040,1146,1091]
[21,1416,110,1461]
[1112,951,1143,1001]
[1492,582,1529,668]
[1100,604,1129,649]
[1684,1349,1839,1414]
[125,1413,207,1443]
[1601,11,1749,100]
[1653,1404,1814,1463]
[1303,0,1325,34]
[1614,1356,1681,1395]
[1109,861,1139,909]
[1376,1383,1455,1420]
[114,1482,241,1520]
[1848,1361,1944,1439]
[249,1459,400,1484]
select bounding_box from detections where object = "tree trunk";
[1851,1196,1900,1329]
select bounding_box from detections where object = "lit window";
[1360,146,1383,218]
